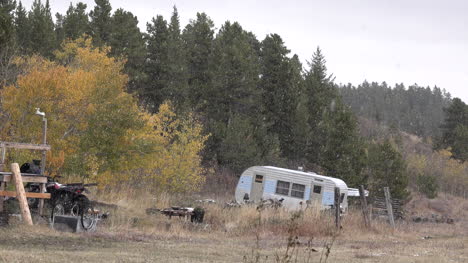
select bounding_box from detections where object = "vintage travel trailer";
[235,166,349,211]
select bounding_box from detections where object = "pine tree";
[452,125,468,160]
[166,6,189,110]
[210,21,273,169]
[210,21,260,123]
[368,140,409,199]
[55,13,64,46]
[0,0,16,88]
[182,12,214,111]
[303,48,366,185]
[89,0,112,46]
[218,115,261,173]
[319,101,367,186]
[62,2,89,40]
[304,47,337,164]
[0,0,15,53]
[438,97,468,161]
[259,34,291,140]
[14,1,30,52]
[109,8,145,91]
[259,34,306,161]
[143,14,169,112]
[287,55,310,162]
[28,0,56,57]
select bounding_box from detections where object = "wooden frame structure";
[0,141,51,215]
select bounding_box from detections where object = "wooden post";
[11,163,33,225]
[334,187,341,229]
[383,187,395,228]
[359,185,371,228]
[38,183,46,216]
[0,145,5,171]
[40,118,47,175]
[0,181,5,212]
[0,146,5,212]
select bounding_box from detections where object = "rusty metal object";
[146,206,205,223]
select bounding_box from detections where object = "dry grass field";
[0,191,467,263]
[0,217,466,262]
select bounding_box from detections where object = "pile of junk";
[0,159,107,232]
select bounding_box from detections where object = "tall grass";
[86,184,396,241]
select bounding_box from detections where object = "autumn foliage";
[0,37,207,193]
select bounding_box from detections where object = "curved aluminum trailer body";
[235,166,348,211]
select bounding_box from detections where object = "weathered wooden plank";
[0,190,50,199]
[0,174,47,183]
[0,172,45,176]
[0,142,50,151]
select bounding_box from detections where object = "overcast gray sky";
[23,0,468,102]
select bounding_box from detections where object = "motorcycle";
[20,163,97,230]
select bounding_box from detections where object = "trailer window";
[255,174,263,183]
[340,193,345,203]
[275,181,290,195]
[313,185,322,194]
[291,183,305,198]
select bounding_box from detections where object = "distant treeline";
[1,0,466,199]
[339,82,452,138]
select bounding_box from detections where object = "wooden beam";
[0,172,46,176]
[11,163,33,225]
[0,174,47,183]
[0,142,50,151]
[0,190,50,199]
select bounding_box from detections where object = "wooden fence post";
[334,187,341,229]
[359,185,371,228]
[11,163,33,225]
[0,147,5,212]
[383,187,395,228]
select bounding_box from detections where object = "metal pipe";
[40,118,47,175]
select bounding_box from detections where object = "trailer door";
[251,174,265,202]
[310,183,323,205]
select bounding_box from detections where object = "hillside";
[339,82,452,138]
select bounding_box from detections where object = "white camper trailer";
[235,166,349,211]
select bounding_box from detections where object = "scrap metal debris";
[146,206,205,223]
